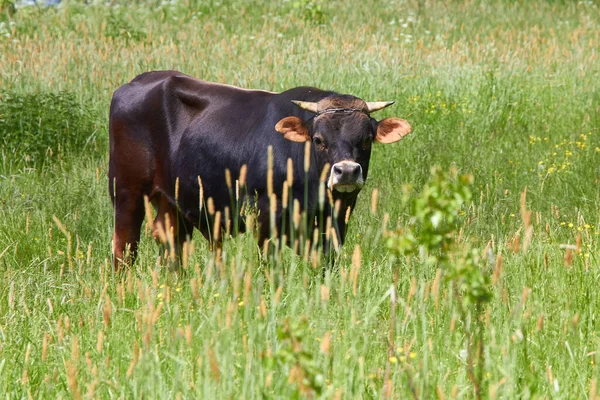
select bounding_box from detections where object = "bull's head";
[275,96,411,194]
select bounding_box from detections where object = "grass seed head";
[371,189,379,214]
[239,164,248,187]
[287,158,294,186]
[304,141,311,172]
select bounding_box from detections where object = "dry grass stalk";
[452,384,458,398]
[213,211,222,242]
[150,269,159,289]
[42,332,50,361]
[182,240,190,270]
[270,193,277,237]
[46,298,53,316]
[320,331,332,354]
[431,268,442,310]
[536,314,544,332]
[333,199,341,218]
[96,330,104,353]
[86,242,93,266]
[311,248,319,269]
[103,296,112,329]
[320,163,330,183]
[207,197,215,215]
[24,343,31,365]
[226,300,235,329]
[198,176,204,213]
[511,231,521,253]
[65,361,82,400]
[304,142,311,172]
[330,227,339,251]
[126,341,139,377]
[520,188,534,252]
[293,199,301,229]
[191,278,199,301]
[350,245,361,296]
[286,158,294,186]
[57,316,64,345]
[288,364,308,393]
[319,182,325,209]
[320,284,330,302]
[282,181,289,209]
[382,213,390,235]
[208,346,221,383]
[260,297,268,319]
[224,206,231,236]
[184,325,193,346]
[8,281,14,310]
[239,164,248,187]
[274,285,283,305]
[63,316,71,333]
[521,287,531,305]
[52,215,69,237]
[325,216,332,241]
[243,269,252,305]
[371,189,379,214]
[492,255,503,286]
[225,168,232,190]
[436,385,445,400]
[564,248,573,267]
[164,213,175,259]
[117,280,125,307]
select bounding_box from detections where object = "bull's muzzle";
[328,160,364,193]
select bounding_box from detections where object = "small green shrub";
[0,90,99,166]
[290,0,325,24]
[385,166,492,399]
[104,10,147,43]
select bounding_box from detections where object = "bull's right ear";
[275,117,310,142]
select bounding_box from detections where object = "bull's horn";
[366,101,395,112]
[291,100,319,113]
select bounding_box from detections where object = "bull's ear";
[275,116,310,142]
[375,117,412,144]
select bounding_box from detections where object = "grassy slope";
[1,0,600,398]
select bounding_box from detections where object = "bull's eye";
[313,136,326,150]
[361,137,372,149]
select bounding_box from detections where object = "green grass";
[1,0,600,398]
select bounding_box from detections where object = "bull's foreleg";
[112,189,145,271]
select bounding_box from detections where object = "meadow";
[1,0,600,398]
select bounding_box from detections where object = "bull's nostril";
[333,165,343,176]
[350,165,361,178]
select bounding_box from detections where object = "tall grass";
[1,0,599,398]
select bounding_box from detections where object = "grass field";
[1,0,600,398]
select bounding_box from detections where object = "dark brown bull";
[109,71,411,269]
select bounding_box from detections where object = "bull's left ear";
[375,117,412,144]
[275,117,310,142]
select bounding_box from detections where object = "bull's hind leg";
[152,194,193,271]
[111,185,146,271]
